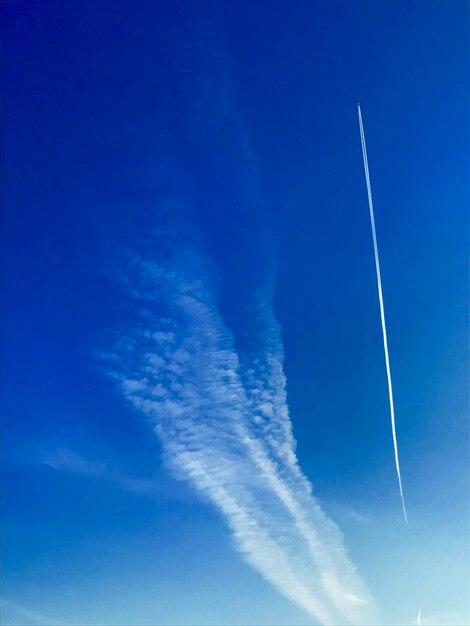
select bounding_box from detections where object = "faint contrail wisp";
[357,104,408,525]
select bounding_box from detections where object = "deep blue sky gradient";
[2,1,469,624]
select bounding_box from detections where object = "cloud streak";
[358,104,408,525]
[33,448,191,501]
[1,599,66,626]
[105,231,380,625]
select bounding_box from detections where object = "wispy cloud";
[1,599,66,626]
[41,448,107,478]
[348,510,371,524]
[104,237,380,626]
[26,447,191,501]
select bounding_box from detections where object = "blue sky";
[2,1,469,625]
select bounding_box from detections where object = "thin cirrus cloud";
[33,447,191,502]
[0,599,66,626]
[104,232,380,626]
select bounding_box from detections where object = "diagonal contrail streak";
[357,104,408,525]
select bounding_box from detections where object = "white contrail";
[416,608,422,625]
[357,104,408,525]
